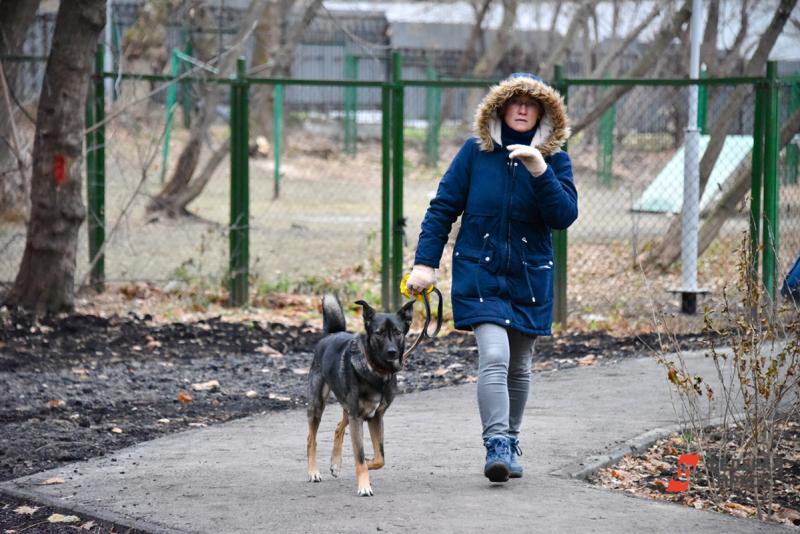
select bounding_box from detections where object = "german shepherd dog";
[306,294,415,496]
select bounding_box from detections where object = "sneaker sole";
[509,471,523,479]
[484,462,510,483]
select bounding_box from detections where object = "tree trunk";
[148,0,322,214]
[0,0,41,221]
[590,3,660,78]
[146,0,271,216]
[250,0,282,140]
[440,0,491,123]
[637,0,798,271]
[539,0,593,80]
[462,0,518,124]
[570,0,692,137]
[6,0,106,313]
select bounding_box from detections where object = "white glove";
[405,264,436,294]
[507,144,547,177]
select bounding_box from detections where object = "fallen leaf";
[178,391,193,404]
[111,427,123,434]
[464,375,477,383]
[255,344,282,357]
[47,399,65,408]
[578,354,596,366]
[40,477,65,485]
[192,379,220,392]
[47,513,80,523]
[291,367,309,375]
[433,367,448,377]
[725,501,756,518]
[157,418,171,424]
[774,506,800,523]
[13,505,38,515]
[267,393,291,402]
[188,422,207,427]
[80,520,96,530]
[533,361,554,371]
[245,390,258,398]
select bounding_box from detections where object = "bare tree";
[145,0,271,217]
[440,0,491,124]
[570,0,693,137]
[462,0,518,124]
[539,0,593,79]
[5,0,107,313]
[0,0,41,221]
[637,0,798,271]
[249,0,323,145]
[147,0,322,216]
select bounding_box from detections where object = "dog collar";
[350,338,393,380]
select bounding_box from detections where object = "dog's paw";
[330,464,341,478]
[308,471,322,483]
[356,485,374,497]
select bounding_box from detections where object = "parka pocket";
[452,234,498,301]
[518,237,554,306]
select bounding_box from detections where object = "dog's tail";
[322,293,346,334]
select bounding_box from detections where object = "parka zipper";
[475,233,490,303]
[506,160,518,272]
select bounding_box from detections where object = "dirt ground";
[591,422,800,528]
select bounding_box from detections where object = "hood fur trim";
[473,77,571,156]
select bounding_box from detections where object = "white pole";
[680,0,703,313]
[105,0,113,99]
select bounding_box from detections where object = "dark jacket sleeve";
[533,150,578,230]
[413,140,474,268]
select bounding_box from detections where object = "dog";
[306,294,415,496]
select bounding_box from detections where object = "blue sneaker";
[483,435,511,482]
[509,437,523,478]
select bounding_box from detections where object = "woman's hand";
[507,144,547,177]
[405,264,436,294]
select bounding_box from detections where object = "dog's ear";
[355,300,375,326]
[398,299,415,333]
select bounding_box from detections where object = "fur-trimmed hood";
[473,72,570,156]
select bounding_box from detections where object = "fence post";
[229,57,250,306]
[391,52,405,310]
[86,43,106,291]
[343,53,358,156]
[381,83,392,311]
[785,76,799,184]
[181,39,193,128]
[750,81,766,287]
[160,49,179,184]
[597,82,615,187]
[762,61,780,303]
[273,83,283,200]
[425,59,441,167]
[552,64,568,326]
[698,66,708,134]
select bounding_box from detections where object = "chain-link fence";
[1,42,798,330]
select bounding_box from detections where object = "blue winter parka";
[414,74,578,336]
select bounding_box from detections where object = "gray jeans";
[474,323,536,441]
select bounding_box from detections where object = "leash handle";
[402,287,443,360]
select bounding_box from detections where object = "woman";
[405,72,578,483]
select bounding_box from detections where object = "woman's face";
[502,95,541,133]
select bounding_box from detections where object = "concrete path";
[1,350,790,533]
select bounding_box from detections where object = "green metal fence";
[2,49,798,331]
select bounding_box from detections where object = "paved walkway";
[1,349,790,533]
